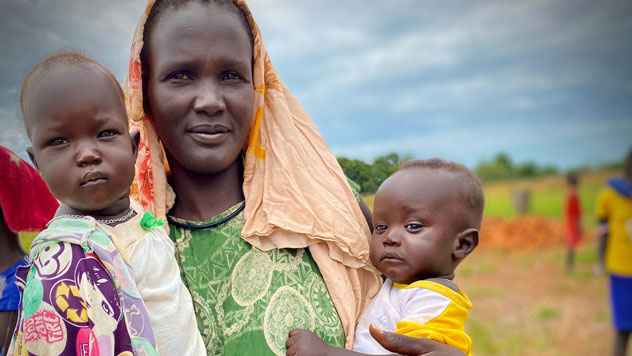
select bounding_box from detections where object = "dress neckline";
[167,201,245,230]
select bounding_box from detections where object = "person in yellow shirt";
[596,148,632,356]
[286,158,481,356]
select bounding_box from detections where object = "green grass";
[18,231,38,253]
[531,304,561,321]
[480,169,616,228]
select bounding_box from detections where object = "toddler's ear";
[129,130,140,161]
[453,228,478,260]
[26,146,39,171]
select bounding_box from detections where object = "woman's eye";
[375,224,387,232]
[167,72,191,81]
[221,72,241,81]
[48,138,68,146]
[405,223,424,230]
[98,130,117,138]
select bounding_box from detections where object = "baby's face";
[370,169,463,284]
[24,64,136,213]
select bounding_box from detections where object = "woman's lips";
[187,125,231,145]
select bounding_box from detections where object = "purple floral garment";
[9,217,157,356]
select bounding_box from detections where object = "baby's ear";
[26,146,39,171]
[129,130,140,161]
[453,228,478,260]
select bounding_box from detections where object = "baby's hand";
[286,329,332,356]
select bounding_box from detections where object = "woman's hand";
[369,324,466,356]
[286,329,334,356]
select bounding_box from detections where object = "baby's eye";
[48,138,68,146]
[167,72,192,81]
[374,224,387,232]
[405,223,424,230]
[221,72,241,81]
[97,130,118,138]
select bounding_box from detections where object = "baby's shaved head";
[20,52,125,134]
[398,158,485,229]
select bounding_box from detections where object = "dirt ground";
[458,236,613,356]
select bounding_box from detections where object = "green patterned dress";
[168,202,345,356]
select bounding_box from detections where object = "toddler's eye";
[375,224,387,232]
[405,223,424,230]
[167,72,191,81]
[48,138,68,146]
[98,130,117,138]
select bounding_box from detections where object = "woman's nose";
[193,80,226,116]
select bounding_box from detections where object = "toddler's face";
[24,65,136,213]
[370,169,463,284]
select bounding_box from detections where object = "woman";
[0,146,58,354]
[124,1,464,355]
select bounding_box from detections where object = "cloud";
[1,0,630,170]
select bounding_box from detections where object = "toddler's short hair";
[20,51,124,119]
[399,158,485,229]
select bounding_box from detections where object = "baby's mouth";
[381,251,403,262]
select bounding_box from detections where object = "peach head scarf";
[123,0,380,346]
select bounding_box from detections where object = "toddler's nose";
[76,147,101,167]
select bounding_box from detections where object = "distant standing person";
[596,149,632,356]
[564,172,582,272]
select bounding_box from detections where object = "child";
[9,52,204,355]
[596,149,632,356]
[564,173,582,272]
[286,158,482,356]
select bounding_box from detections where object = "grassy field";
[481,169,616,228]
[459,241,612,356]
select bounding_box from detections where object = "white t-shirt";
[353,278,472,355]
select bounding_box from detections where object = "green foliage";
[474,152,559,183]
[338,152,409,193]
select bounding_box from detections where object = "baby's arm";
[286,329,397,356]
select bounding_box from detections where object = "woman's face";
[146,2,254,175]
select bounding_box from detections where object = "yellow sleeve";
[596,189,610,221]
[395,319,472,356]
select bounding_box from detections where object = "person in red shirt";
[564,173,582,272]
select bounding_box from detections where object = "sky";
[1,0,631,170]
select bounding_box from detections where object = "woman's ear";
[130,130,140,161]
[453,228,479,260]
[26,146,39,171]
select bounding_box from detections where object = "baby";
[286,158,483,356]
[9,52,204,355]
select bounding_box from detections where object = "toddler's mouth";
[81,171,108,187]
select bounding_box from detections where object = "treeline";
[337,153,409,194]
[337,152,565,194]
[473,153,558,183]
